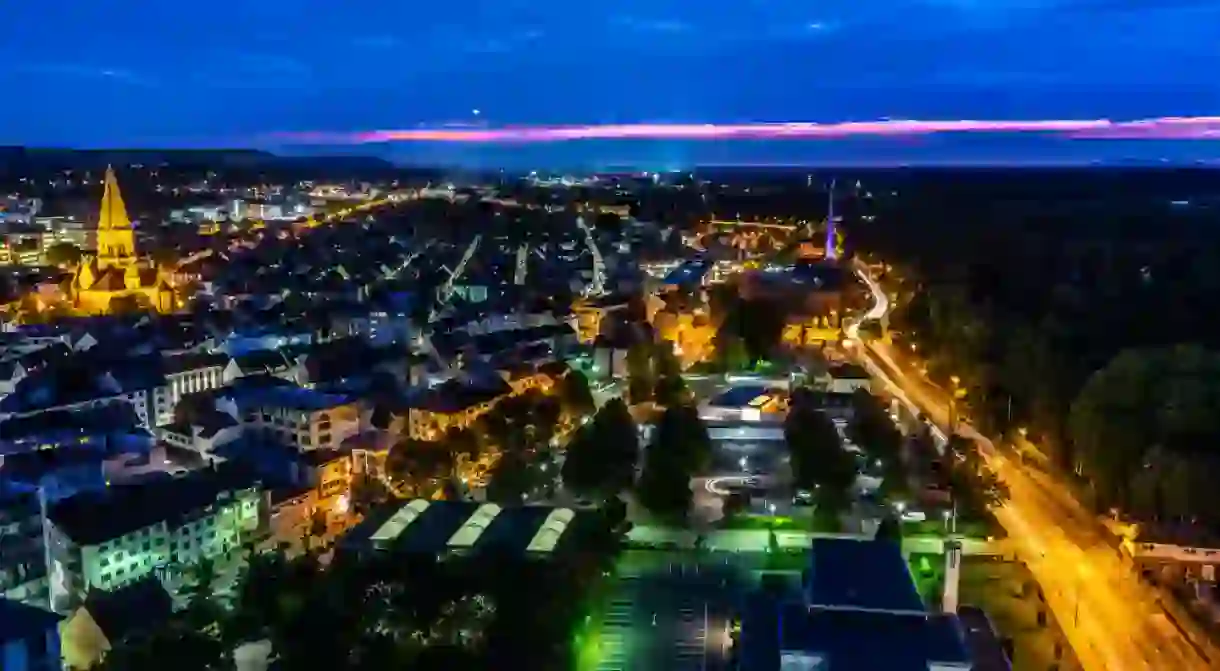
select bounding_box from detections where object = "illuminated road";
[850,262,1216,671]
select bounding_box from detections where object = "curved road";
[851,263,1216,671]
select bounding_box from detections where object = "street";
[853,266,1218,671]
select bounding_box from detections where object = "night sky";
[4,0,1218,166]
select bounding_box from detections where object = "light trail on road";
[850,262,1217,671]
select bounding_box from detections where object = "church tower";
[96,166,137,269]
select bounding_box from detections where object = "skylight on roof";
[447,503,503,549]
[370,498,430,548]
[525,507,576,554]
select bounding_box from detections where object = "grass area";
[902,517,998,540]
[959,558,1080,671]
[908,552,945,610]
[720,508,840,533]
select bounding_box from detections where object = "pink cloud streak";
[276,117,1220,144]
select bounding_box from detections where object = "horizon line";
[272,116,1220,144]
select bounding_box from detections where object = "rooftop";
[806,538,925,613]
[778,604,972,670]
[235,384,353,413]
[47,466,259,545]
[0,598,62,644]
[710,385,781,408]
[343,499,586,559]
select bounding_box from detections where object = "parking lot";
[593,553,747,671]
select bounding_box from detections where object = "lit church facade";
[63,167,175,315]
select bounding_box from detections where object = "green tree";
[653,342,689,406]
[636,404,709,522]
[710,331,749,373]
[558,370,595,418]
[848,389,908,495]
[385,439,450,498]
[785,395,857,516]
[44,241,82,267]
[486,451,537,504]
[636,453,693,523]
[654,403,713,474]
[561,398,639,496]
[626,342,655,403]
[1069,345,1220,511]
[945,434,1009,512]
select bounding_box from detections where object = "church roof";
[90,268,127,291]
[98,165,132,231]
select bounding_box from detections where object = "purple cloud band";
[275,117,1220,144]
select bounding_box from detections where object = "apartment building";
[43,468,263,612]
[0,490,48,610]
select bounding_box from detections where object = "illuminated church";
[66,167,175,314]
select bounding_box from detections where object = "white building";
[43,468,263,613]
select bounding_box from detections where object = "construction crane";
[575,216,605,296]
[430,235,481,322]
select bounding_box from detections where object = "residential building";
[400,365,557,441]
[239,385,362,452]
[571,294,631,343]
[152,352,227,427]
[1122,526,1220,582]
[262,450,355,554]
[0,598,62,671]
[43,467,263,612]
[0,490,48,609]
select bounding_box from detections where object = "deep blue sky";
[4,0,1219,164]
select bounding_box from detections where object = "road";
[851,263,1217,671]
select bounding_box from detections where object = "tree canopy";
[561,397,639,497]
[1069,345,1220,520]
[785,391,857,517]
[636,404,710,521]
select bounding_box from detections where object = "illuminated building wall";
[405,372,554,441]
[44,476,263,612]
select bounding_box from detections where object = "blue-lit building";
[662,258,712,289]
[740,538,977,670]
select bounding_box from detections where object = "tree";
[848,389,908,495]
[45,241,82,267]
[486,451,537,504]
[653,342,689,407]
[1069,345,1220,514]
[561,398,639,496]
[385,439,451,498]
[636,454,693,522]
[558,370,595,418]
[945,434,1009,512]
[785,398,857,516]
[636,404,708,522]
[653,403,712,474]
[626,342,655,403]
[875,513,903,542]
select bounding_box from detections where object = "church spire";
[95,166,136,268]
[98,165,132,231]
